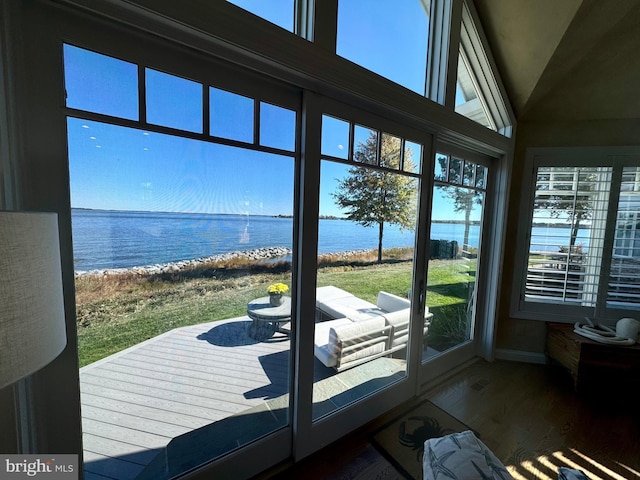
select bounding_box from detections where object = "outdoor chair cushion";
[376,291,411,313]
[317,294,384,322]
[384,308,410,347]
[314,316,387,368]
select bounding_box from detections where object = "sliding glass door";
[420,147,492,383]
[63,34,300,479]
[290,97,433,457]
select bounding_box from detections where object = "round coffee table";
[247,296,292,341]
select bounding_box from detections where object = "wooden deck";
[80,316,406,480]
[80,317,296,480]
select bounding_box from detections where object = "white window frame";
[450,0,514,137]
[511,146,640,325]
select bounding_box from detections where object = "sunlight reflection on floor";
[507,449,633,480]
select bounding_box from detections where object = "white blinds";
[525,166,612,306]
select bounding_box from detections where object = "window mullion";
[595,164,623,319]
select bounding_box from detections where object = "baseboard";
[494,348,547,365]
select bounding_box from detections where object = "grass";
[75,251,475,366]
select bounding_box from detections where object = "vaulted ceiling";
[473,0,640,122]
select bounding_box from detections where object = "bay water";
[71,209,482,271]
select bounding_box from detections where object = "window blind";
[525,166,612,306]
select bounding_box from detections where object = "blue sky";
[64,4,475,222]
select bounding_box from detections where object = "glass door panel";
[313,114,422,420]
[423,153,487,361]
[65,44,297,480]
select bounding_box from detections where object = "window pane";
[260,102,296,151]
[68,118,296,477]
[380,133,401,169]
[455,52,494,130]
[314,156,419,420]
[525,167,611,306]
[146,68,203,133]
[425,181,485,361]
[64,44,138,120]
[449,157,463,184]
[404,141,421,174]
[463,162,475,187]
[435,154,448,181]
[337,0,429,94]
[608,166,640,309]
[322,115,350,159]
[227,0,294,32]
[210,87,254,142]
[353,125,377,164]
[475,165,487,189]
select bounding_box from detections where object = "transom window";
[336,0,430,95]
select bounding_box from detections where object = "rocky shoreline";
[74,247,293,278]
[74,246,377,278]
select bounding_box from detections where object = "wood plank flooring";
[262,359,640,480]
[426,359,640,480]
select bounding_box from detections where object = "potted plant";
[267,282,289,306]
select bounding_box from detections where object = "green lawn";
[76,258,475,366]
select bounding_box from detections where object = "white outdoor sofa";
[313,286,432,372]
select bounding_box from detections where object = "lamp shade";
[0,211,67,390]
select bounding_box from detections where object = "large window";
[513,150,640,323]
[7,1,513,478]
[65,44,298,479]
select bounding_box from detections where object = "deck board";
[80,316,291,480]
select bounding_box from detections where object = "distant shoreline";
[72,207,344,220]
[74,246,379,278]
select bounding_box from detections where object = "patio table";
[247,296,292,341]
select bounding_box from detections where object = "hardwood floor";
[261,359,640,479]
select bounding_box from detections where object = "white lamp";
[0,211,67,390]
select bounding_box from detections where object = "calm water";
[71,209,483,271]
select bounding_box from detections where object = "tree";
[332,133,417,263]
[436,155,483,254]
[534,167,596,251]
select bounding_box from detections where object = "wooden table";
[546,322,640,394]
[247,296,292,341]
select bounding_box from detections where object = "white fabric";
[314,317,386,368]
[376,291,411,313]
[423,430,513,480]
[314,318,352,367]
[315,285,355,303]
[0,212,67,389]
[317,294,383,322]
[383,309,410,347]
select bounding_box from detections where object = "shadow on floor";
[196,320,260,347]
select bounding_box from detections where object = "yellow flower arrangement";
[267,283,289,295]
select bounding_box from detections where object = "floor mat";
[371,400,474,479]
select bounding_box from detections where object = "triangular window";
[454,1,513,137]
[455,50,493,129]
